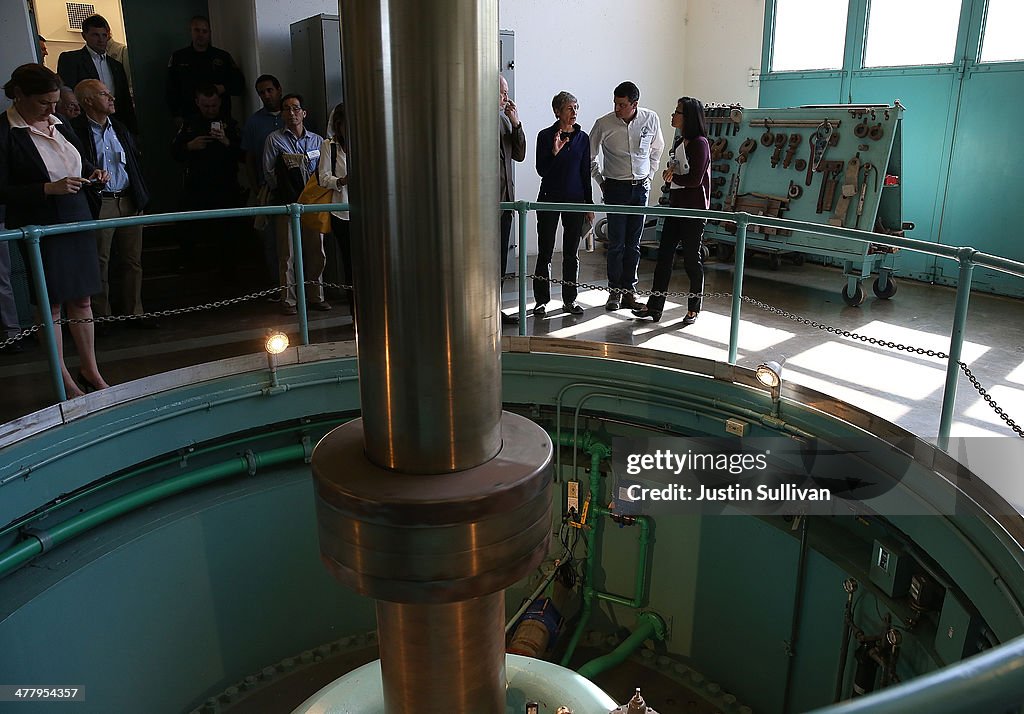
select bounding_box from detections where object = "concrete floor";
[1,248,1022,444]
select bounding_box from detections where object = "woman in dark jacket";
[633,96,711,324]
[0,64,110,397]
[533,91,594,315]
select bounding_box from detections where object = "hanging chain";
[515,274,1023,438]
[2,276,1019,437]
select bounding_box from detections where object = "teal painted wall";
[759,0,1024,298]
[3,353,1024,712]
[0,469,375,714]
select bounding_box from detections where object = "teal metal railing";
[505,199,1024,449]
[3,200,1023,445]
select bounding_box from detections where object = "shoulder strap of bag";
[316,140,339,188]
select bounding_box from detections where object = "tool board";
[691,102,905,306]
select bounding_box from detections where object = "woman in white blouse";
[0,64,110,397]
[317,103,352,315]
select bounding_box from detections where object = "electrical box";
[869,539,912,597]
[934,592,980,662]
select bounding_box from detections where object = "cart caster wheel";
[791,253,806,266]
[769,253,782,271]
[872,277,898,299]
[594,217,608,242]
[841,283,866,307]
[718,244,735,262]
[700,244,710,262]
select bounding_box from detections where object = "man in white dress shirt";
[589,81,664,310]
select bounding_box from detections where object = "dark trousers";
[602,179,649,291]
[330,214,354,316]
[647,216,705,314]
[500,209,513,277]
[534,210,584,305]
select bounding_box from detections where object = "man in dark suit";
[71,79,155,328]
[498,74,526,325]
[57,14,138,135]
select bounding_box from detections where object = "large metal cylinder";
[314,3,553,713]
[341,0,501,474]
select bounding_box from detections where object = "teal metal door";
[760,0,1024,297]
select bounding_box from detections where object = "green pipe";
[576,611,667,680]
[517,201,529,334]
[1,375,357,486]
[0,444,305,579]
[24,228,66,402]
[729,214,749,365]
[938,248,976,449]
[0,415,352,539]
[556,432,653,666]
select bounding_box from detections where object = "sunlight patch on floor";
[846,321,990,365]
[544,314,622,339]
[963,384,1024,427]
[784,368,911,422]
[949,422,1013,438]
[786,341,946,400]
[638,333,735,362]
[1006,360,1024,386]
[632,310,796,352]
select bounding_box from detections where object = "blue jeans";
[602,179,649,291]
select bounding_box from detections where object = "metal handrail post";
[517,201,529,335]
[728,214,750,365]
[24,228,66,402]
[938,248,976,449]
[288,204,309,345]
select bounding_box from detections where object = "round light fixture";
[755,361,782,389]
[266,332,290,355]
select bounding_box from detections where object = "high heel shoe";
[631,305,662,322]
[77,371,106,394]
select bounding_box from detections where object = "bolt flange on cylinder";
[312,414,553,712]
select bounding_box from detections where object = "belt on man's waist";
[605,177,648,186]
[100,190,128,199]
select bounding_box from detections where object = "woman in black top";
[0,64,110,397]
[533,91,594,315]
[633,96,712,324]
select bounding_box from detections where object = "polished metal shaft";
[341,0,501,474]
[377,594,506,714]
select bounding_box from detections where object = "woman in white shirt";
[317,103,352,315]
[0,64,110,397]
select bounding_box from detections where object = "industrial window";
[770,0,849,72]
[979,0,1024,63]
[863,0,961,67]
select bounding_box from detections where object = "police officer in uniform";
[166,15,244,126]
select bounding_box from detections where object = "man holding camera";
[71,79,152,328]
[171,85,243,285]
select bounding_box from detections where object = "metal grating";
[65,3,96,32]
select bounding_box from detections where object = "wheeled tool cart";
[702,102,905,306]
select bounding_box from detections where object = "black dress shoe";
[533,303,547,316]
[620,293,641,310]
[563,302,585,315]
[501,312,520,325]
[682,312,699,326]
[631,305,662,322]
